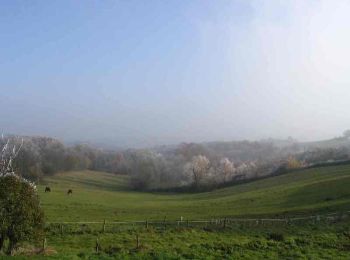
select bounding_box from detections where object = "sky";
[1,0,350,148]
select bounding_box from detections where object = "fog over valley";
[1,1,350,148]
[2,1,350,258]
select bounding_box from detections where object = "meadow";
[39,164,350,222]
[5,164,350,259]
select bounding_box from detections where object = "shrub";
[0,173,44,254]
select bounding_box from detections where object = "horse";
[45,186,51,193]
[67,189,73,195]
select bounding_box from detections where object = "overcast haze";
[1,0,350,148]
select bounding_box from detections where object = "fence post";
[42,237,47,251]
[60,224,63,235]
[95,238,100,253]
[163,216,166,229]
[187,219,189,228]
[145,220,148,229]
[102,219,106,233]
[136,234,140,249]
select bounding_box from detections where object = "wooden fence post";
[60,224,63,235]
[42,237,47,251]
[95,238,100,253]
[136,234,140,249]
[145,220,148,229]
[102,219,106,233]
[163,216,166,229]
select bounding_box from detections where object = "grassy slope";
[39,164,350,222]
[26,221,350,260]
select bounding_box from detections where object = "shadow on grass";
[52,177,130,192]
[284,176,350,214]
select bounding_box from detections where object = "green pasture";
[3,164,350,259]
[39,165,350,222]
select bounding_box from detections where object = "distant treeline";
[3,135,350,191]
[1,136,128,181]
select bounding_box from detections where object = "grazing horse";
[45,186,51,193]
[67,189,73,195]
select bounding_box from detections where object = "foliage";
[188,155,210,188]
[0,137,44,255]
[298,147,350,165]
[286,156,302,169]
[128,150,163,190]
[0,173,44,254]
[5,133,350,191]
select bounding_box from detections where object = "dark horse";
[67,189,73,195]
[45,186,51,193]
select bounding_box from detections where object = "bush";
[0,173,44,255]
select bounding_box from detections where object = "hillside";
[39,164,350,222]
[301,137,350,149]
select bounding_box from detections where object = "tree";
[287,156,302,169]
[0,174,44,254]
[0,137,44,255]
[13,139,42,182]
[190,155,210,187]
[128,150,163,190]
[218,158,235,183]
[343,129,350,139]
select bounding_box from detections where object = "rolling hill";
[39,164,350,222]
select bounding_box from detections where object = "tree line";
[0,136,127,182]
[3,134,350,191]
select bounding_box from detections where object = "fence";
[45,210,350,235]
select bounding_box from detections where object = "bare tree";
[218,158,235,183]
[0,135,44,255]
[0,135,23,174]
[190,155,210,187]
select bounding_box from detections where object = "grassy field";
[39,164,350,222]
[4,164,350,259]
[9,219,350,259]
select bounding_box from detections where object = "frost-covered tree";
[218,158,235,183]
[189,155,210,187]
[0,136,44,255]
[343,129,350,139]
[128,150,164,190]
[13,139,42,181]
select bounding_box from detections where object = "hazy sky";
[1,0,350,147]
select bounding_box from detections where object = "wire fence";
[45,210,350,235]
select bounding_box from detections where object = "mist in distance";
[1,0,350,148]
